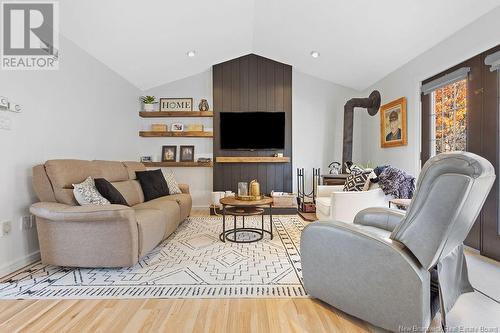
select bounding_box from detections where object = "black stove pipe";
[342,90,381,172]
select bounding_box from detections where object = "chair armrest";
[30,202,134,222]
[300,221,430,331]
[353,207,405,232]
[328,188,390,223]
[178,183,190,194]
[317,185,343,197]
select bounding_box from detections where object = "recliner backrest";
[390,152,495,270]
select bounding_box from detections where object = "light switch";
[0,96,8,109]
[8,103,21,112]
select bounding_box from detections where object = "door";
[480,47,500,260]
[421,45,500,261]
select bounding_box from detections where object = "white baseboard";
[0,251,40,278]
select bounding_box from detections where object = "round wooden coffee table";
[219,196,274,243]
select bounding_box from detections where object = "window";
[430,79,467,156]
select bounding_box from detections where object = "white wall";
[292,70,359,190]
[142,70,214,208]
[357,7,500,176]
[0,36,140,276]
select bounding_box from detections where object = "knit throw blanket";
[376,166,415,199]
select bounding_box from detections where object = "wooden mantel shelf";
[143,161,213,168]
[139,111,213,118]
[139,131,213,138]
[216,156,290,163]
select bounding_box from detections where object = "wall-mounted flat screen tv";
[220,112,285,150]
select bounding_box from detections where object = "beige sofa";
[30,159,192,268]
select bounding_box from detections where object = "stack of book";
[197,157,212,163]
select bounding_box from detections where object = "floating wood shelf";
[215,156,290,163]
[139,111,213,118]
[139,131,213,138]
[143,161,213,167]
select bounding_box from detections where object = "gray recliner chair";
[301,152,495,332]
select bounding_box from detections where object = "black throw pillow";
[135,169,169,201]
[94,178,129,206]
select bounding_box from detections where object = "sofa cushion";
[33,164,57,202]
[160,194,192,221]
[316,197,331,218]
[44,159,137,205]
[133,197,181,238]
[45,160,100,205]
[95,178,129,206]
[136,170,170,201]
[112,180,144,206]
[123,161,147,180]
[161,169,182,194]
[93,161,129,182]
[135,209,167,257]
[73,177,110,206]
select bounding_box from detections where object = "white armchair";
[315,185,390,223]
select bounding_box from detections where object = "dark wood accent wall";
[212,54,292,194]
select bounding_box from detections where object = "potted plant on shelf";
[140,96,157,111]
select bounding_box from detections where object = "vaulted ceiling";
[60,0,500,91]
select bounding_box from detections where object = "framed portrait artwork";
[179,145,195,162]
[161,146,177,162]
[380,97,407,148]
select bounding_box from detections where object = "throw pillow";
[362,171,378,191]
[161,169,182,195]
[73,176,110,206]
[94,178,129,206]
[136,169,170,201]
[344,172,371,192]
[345,161,365,175]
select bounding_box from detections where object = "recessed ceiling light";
[310,51,320,58]
[187,50,196,57]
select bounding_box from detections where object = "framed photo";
[161,146,177,162]
[171,123,184,132]
[179,145,195,162]
[159,98,193,112]
[140,156,152,163]
[380,97,407,148]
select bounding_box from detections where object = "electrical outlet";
[8,103,21,113]
[20,215,35,230]
[21,216,30,230]
[1,221,12,237]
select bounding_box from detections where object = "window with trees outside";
[430,79,467,156]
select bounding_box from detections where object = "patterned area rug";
[0,216,306,299]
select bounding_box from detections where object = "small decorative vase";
[238,182,248,197]
[198,99,209,111]
[144,104,154,111]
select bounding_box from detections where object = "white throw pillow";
[73,176,110,205]
[161,169,182,195]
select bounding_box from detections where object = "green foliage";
[140,96,157,104]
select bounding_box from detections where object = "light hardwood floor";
[0,298,371,332]
[0,211,372,333]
